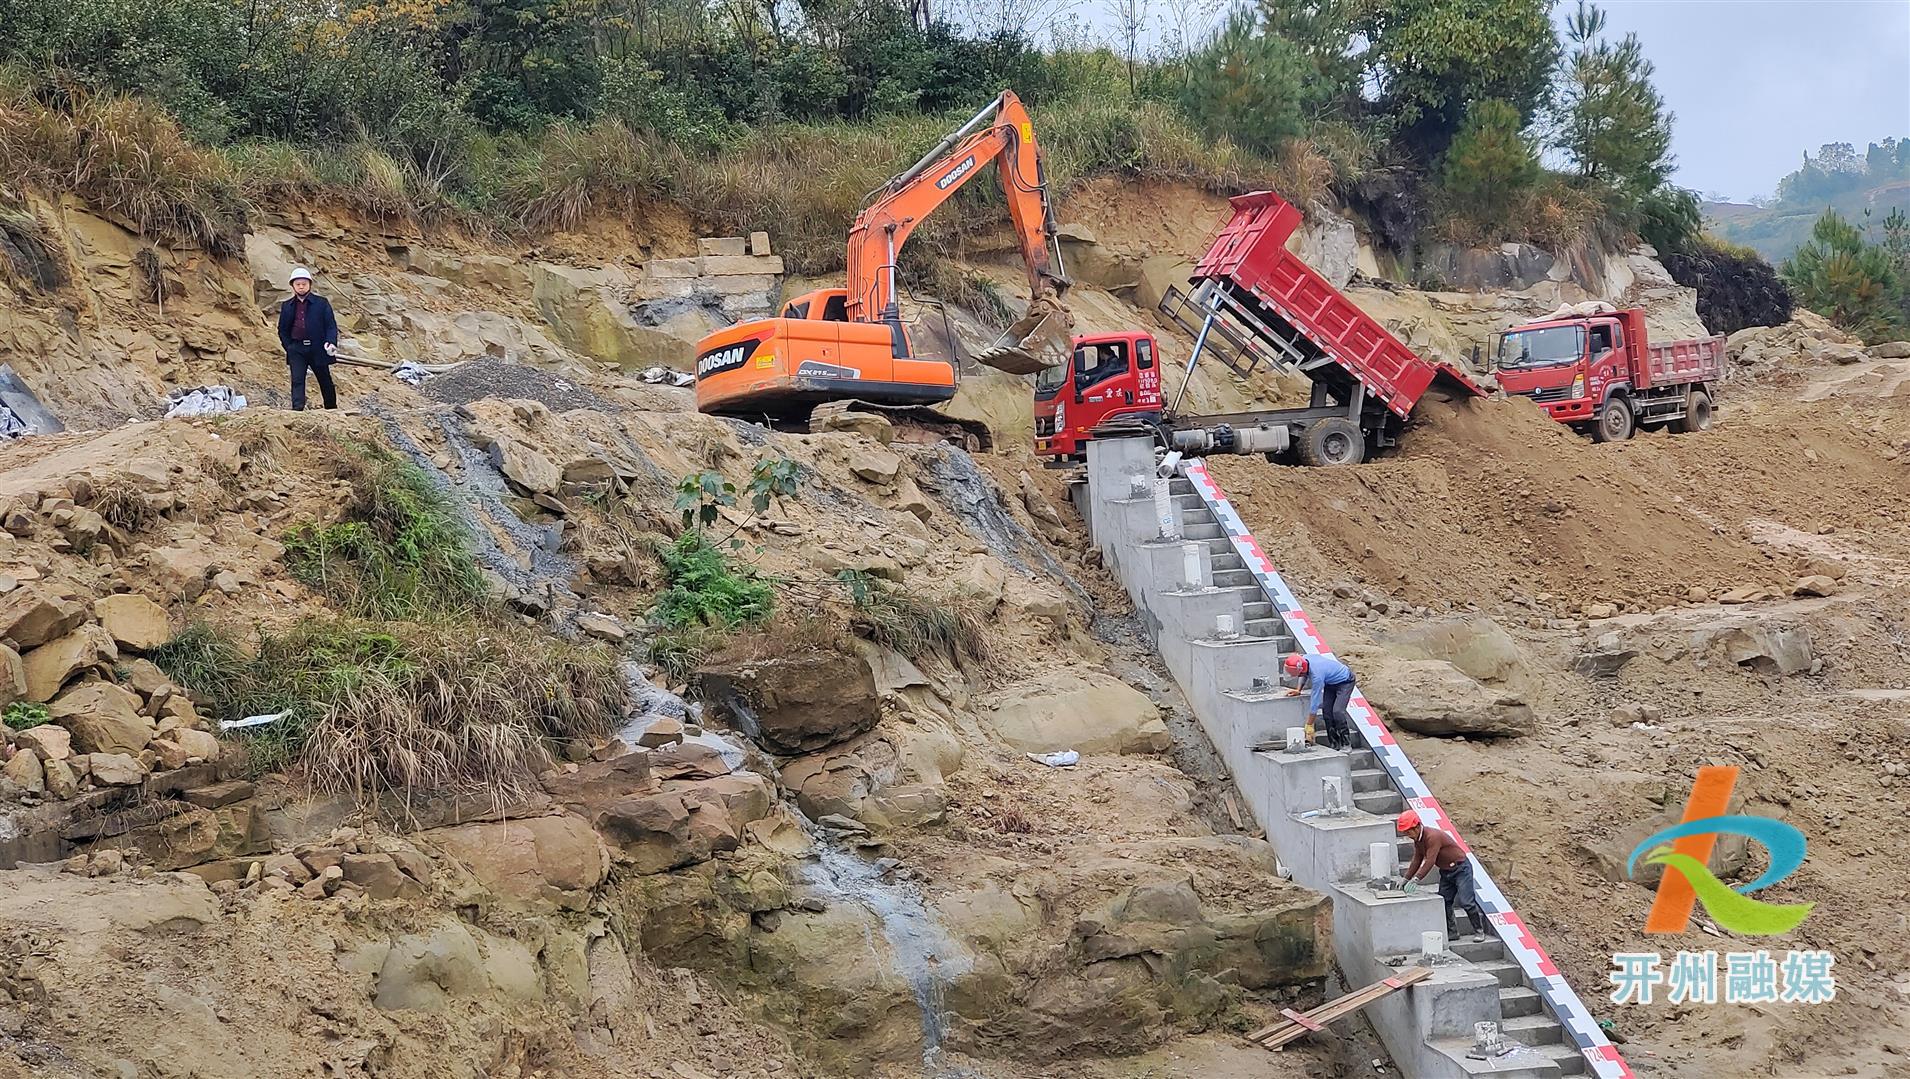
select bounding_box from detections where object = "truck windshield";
[1034,364,1067,394]
[1498,326,1585,370]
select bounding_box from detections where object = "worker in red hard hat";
[1280,652,1358,751]
[1397,810,1488,942]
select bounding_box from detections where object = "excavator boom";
[845,91,1073,374]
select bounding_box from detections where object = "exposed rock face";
[979,669,1169,755]
[0,585,86,650]
[1357,656,1535,738]
[1692,620,1813,677]
[1376,615,1529,692]
[595,771,776,873]
[697,648,881,755]
[93,593,171,652]
[49,681,154,755]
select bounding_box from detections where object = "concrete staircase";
[1082,439,1594,1079]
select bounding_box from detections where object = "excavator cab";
[694,90,1072,421]
[693,290,951,420]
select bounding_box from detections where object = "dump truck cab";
[1034,332,1164,460]
[1493,305,1723,442]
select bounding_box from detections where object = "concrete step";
[1498,985,1543,1018]
[1427,1037,1563,1079]
[1243,600,1275,621]
[1183,522,1225,540]
[1171,493,1205,510]
[1500,1015,1564,1046]
[1244,618,1282,639]
[1354,789,1403,815]
[1168,477,1195,495]
[1476,959,1526,989]
[1532,1041,1588,1076]
[1211,553,1245,572]
[1212,569,1256,589]
[1349,768,1392,793]
[1349,748,1378,770]
[1197,537,1233,556]
[1451,937,1506,963]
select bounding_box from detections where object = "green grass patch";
[151,619,624,800]
[283,437,488,620]
[3,702,49,731]
[650,532,774,631]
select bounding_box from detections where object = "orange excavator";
[692,90,1074,424]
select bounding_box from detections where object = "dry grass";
[300,623,625,812]
[154,618,627,808]
[1436,172,1612,251]
[0,87,247,252]
[83,478,162,533]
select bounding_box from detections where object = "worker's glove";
[323,343,337,356]
[1402,881,1418,895]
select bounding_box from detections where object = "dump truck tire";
[1296,417,1365,467]
[1592,395,1635,443]
[1670,390,1713,434]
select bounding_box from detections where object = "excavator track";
[807,400,993,452]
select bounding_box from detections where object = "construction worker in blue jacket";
[1283,653,1358,751]
[277,267,340,410]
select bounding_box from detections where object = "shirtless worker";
[1397,809,1488,942]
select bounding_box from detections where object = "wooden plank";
[1278,1008,1323,1032]
[1247,967,1433,1049]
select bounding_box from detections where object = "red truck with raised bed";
[1491,304,1725,441]
[1033,190,1485,467]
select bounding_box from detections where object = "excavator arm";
[844,91,1073,375]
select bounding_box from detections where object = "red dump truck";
[1033,190,1484,466]
[1491,305,1725,441]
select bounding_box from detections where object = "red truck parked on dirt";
[1492,305,1724,441]
[1033,190,1484,467]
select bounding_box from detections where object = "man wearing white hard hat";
[276,267,340,410]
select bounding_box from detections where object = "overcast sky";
[1593,0,1910,201]
[1063,0,1910,203]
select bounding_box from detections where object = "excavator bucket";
[970,295,1072,375]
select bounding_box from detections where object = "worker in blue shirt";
[1283,653,1358,751]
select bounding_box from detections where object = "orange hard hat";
[1395,810,1420,834]
[1282,654,1309,676]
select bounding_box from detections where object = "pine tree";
[1440,98,1539,219]
[1555,1,1673,195]
[1783,208,1905,342]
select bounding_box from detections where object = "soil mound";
[1210,393,1775,611]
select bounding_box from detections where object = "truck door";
[1136,336,1162,407]
[1590,321,1627,398]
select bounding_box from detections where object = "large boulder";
[0,585,85,650]
[1376,616,1529,690]
[698,648,881,755]
[423,814,609,911]
[49,681,154,755]
[22,624,118,702]
[489,438,561,495]
[1691,620,1813,677]
[980,669,1169,755]
[1357,657,1535,738]
[93,593,171,652]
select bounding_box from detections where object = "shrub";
[650,532,774,631]
[282,438,487,620]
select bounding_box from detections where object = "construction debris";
[165,385,247,417]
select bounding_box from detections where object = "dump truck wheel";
[1592,396,1635,443]
[1671,390,1713,434]
[1297,417,1366,466]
